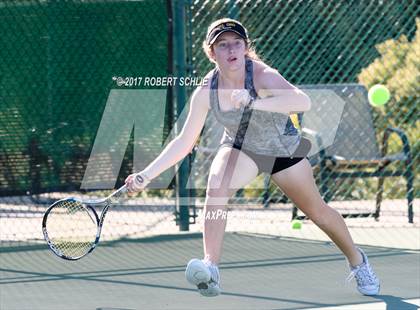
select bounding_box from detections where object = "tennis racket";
[42,184,128,260]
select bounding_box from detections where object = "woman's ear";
[209,47,216,61]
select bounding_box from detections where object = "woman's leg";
[270,158,363,266]
[203,146,259,264]
[186,146,259,296]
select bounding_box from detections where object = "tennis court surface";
[1,227,419,310]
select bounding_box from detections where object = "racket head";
[42,198,100,260]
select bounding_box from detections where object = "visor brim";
[208,30,247,45]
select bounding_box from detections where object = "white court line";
[307,298,420,310]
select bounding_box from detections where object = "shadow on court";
[1,233,419,310]
[371,295,420,310]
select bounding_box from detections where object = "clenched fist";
[125,171,151,193]
[231,89,252,109]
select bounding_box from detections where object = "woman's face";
[211,32,247,71]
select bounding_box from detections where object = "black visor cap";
[206,21,248,45]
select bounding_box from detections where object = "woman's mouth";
[228,56,237,63]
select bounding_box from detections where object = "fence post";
[174,0,190,231]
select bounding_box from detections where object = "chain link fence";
[0,0,418,249]
[187,0,419,230]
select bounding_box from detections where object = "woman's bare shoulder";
[252,59,277,77]
[252,59,294,93]
[191,69,214,110]
[202,69,215,89]
[251,60,278,95]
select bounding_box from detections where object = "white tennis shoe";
[185,258,221,297]
[346,248,380,296]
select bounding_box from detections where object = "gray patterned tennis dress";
[209,57,309,174]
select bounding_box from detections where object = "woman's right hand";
[231,89,251,109]
[125,171,151,193]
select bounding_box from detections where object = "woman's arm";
[139,87,209,180]
[252,67,311,114]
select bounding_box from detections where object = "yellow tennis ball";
[368,84,390,107]
[291,219,302,229]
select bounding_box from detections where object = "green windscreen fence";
[0,1,170,196]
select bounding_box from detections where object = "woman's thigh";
[269,158,326,215]
[206,146,259,198]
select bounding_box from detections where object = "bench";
[262,84,414,223]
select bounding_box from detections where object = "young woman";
[125,18,380,297]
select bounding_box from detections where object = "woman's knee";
[304,203,337,227]
[206,174,237,198]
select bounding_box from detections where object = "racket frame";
[42,185,127,260]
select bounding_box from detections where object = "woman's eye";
[219,43,226,48]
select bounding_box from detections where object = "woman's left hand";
[231,89,251,109]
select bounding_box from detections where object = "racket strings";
[45,200,98,258]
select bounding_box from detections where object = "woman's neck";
[218,65,246,89]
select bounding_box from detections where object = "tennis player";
[125,18,380,297]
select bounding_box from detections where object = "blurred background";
[0,1,418,309]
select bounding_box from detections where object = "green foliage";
[358,18,419,128]
[358,18,419,198]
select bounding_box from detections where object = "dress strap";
[209,67,219,110]
[244,57,258,99]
